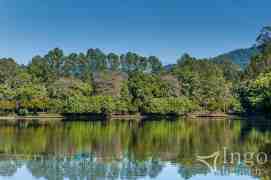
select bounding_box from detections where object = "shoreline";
[0,112,235,122]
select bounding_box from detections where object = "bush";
[64,95,117,114]
[20,98,49,112]
[48,99,65,113]
[0,100,16,112]
[143,97,199,115]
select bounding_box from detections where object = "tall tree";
[28,55,55,83]
[86,48,107,71]
[44,48,64,78]
[148,56,163,73]
[244,43,271,79]
[0,58,20,84]
[256,26,271,47]
[107,53,120,71]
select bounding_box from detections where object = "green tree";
[256,26,271,47]
[239,72,271,113]
[16,84,49,112]
[143,97,198,115]
[243,43,271,79]
[148,56,163,73]
[0,58,20,84]
[107,53,120,71]
[28,55,55,83]
[0,85,15,100]
[86,48,107,71]
[48,77,93,100]
[128,72,178,111]
[173,54,237,112]
[45,48,65,78]
[11,70,32,88]
[212,58,241,82]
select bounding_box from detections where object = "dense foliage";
[0,48,238,116]
[239,72,271,113]
[239,26,271,114]
[1,26,271,116]
[212,47,259,69]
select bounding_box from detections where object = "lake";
[0,117,270,180]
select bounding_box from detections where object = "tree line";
[0,27,271,116]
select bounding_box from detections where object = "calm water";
[0,117,271,180]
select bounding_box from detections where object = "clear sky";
[1,0,270,65]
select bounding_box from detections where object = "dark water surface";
[0,117,271,180]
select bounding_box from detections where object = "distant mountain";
[163,47,260,71]
[212,47,259,69]
[164,27,270,70]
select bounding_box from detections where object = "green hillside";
[212,47,259,69]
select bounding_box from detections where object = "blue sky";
[1,0,270,65]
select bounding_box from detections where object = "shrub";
[143,97,199,115]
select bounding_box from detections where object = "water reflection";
[0,118,270,180]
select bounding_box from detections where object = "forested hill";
[212,47,259,69]
[164,47,259,70]
[0,26,271,116]
[212,26,271,68]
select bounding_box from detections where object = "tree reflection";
[0,118,270,179]
[22,156,163,180]
[0,160,22,177]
